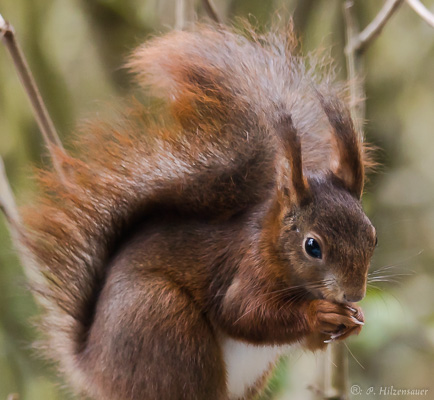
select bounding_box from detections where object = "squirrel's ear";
[318,93,364,199]
[275,115,311,206]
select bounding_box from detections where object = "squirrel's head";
[270,94,376,303]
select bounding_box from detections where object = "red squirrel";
[17,24,376,400]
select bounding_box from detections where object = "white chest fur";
[220,337,292,399]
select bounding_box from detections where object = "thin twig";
[0,157,20,226]
[351,0,404,53]
[406,0,434,28]
[175,0,196,30]
[323,343,349,400]
[175,0,185,30]
[201,0,222,24]
[310,348,327,400]
[0,157,37,279]
[0,14,66,181]
[0,157,27,270]
[343,0,365,139]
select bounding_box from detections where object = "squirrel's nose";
[343,292,365,303]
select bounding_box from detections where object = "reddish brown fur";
[18,24,376,400]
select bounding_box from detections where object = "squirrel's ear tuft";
[275,115,311,206]
[318,93,364,199]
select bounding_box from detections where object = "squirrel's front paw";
[307,300,364,344]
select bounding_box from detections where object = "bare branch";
[175,0,185,30]
[324,343,349,400]
[0,156,40,281]
[0,156,28,273]
[0,14,66,181]
[343,0,366,139]
[351,0,404,53]
[0,157,20,227]
[201,0,222,24]
[406,0,434,28]
[175,0,196,30]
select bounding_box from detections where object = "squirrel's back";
[19,24,368,396]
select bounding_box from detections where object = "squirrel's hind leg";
[81,264,227,400]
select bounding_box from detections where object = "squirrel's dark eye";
[375,236,378,247]
[304,237,322,259]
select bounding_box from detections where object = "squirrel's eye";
[375,236,378,247]
[304,237,322,259]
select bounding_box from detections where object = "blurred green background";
[1,0,434,399]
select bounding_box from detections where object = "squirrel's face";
[273,95,376,303]
[277,177,376,303]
